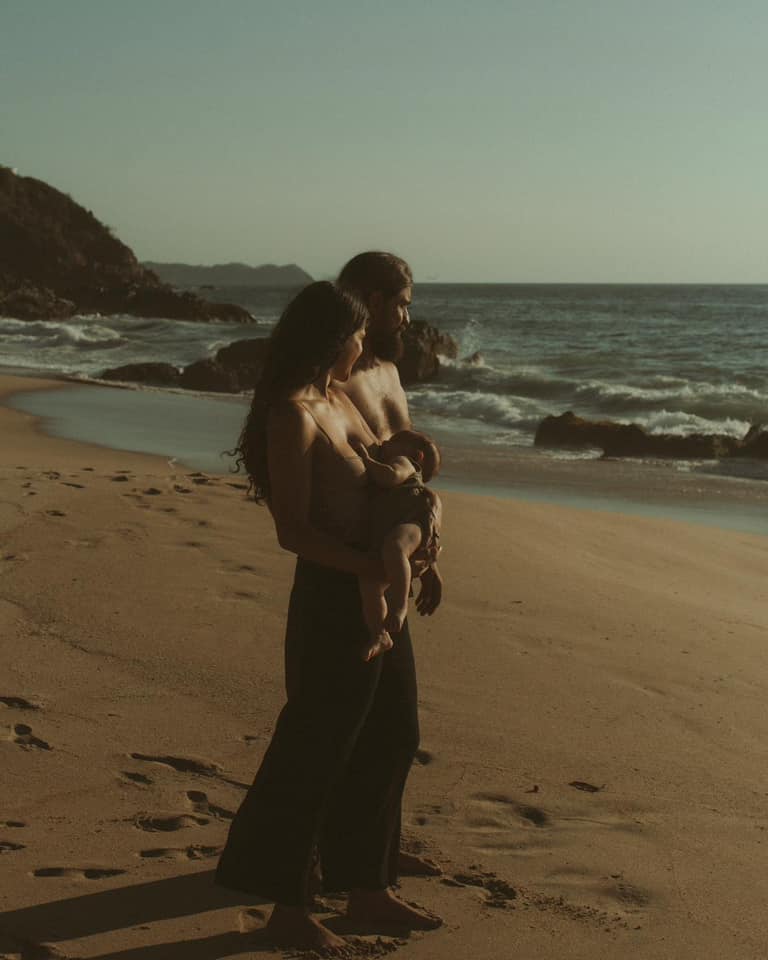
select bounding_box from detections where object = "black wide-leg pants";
[215,558,420,907]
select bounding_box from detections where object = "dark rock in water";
[0,165,253,323]
[736,424,768,458]
[214,337,270,390]
[463,351,484,366]
[535,411,740,460]
[0,282,76,320]
[101,362,181,387]
[179,358,240,393]
[399,320,459,385]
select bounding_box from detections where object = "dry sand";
[1,373,767,959]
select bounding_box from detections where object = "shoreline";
[3,369,767,536]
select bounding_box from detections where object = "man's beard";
[368,325,404,362]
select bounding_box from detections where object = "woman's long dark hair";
[230,281,368,501]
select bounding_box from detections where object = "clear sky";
[3,1,766,282]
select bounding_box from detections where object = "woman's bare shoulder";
[267,397,317,440]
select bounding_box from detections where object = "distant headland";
[142,261,313,288]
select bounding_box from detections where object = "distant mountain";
[143,261,313,288]
[0,166,252,322]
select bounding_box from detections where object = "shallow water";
[7,380,768,537]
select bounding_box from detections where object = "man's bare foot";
[363,630,393,661]
[347,887,442,931]
[266,904,347,952]
[398,849,442,877]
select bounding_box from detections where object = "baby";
[357,429,443,661]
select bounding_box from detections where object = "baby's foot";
[363,631,393,661]
[384,606,407,635]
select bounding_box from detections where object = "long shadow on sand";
[0,869,271,959]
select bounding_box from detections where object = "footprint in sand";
[138,844,221,860]
[121,771,153,786]
[1,840,26,853]
[129,752,221,777]
[60,481,85,489]
[1,820,26,828]
[173,485,192,494]
[133,813,210,832]
[33,867,126,879]
[543,866,652,916]
[446,869,518,908]
[0,696,40,710]
[111,475,131,483]
[9,723,51,751]
[462,793,552,857]
[45,510,66,518]
[185,790,234,820]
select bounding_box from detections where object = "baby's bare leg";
[382,523,423,635]
[358,576,393,661]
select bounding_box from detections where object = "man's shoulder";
[349,358,402,388]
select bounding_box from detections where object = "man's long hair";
[230,281,368,501]
[337,251,412,302]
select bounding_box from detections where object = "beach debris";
[569,780,602,793]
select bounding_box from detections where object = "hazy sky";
[3,1,766,282]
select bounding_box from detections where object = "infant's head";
[380,429,441,482]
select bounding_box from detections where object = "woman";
[216,281,440,951]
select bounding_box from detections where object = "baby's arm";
[357,445,417,488]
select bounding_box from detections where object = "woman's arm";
[267,402,381,577]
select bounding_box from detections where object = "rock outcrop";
[101,362,181,387]
[0,166,252,322]
[100,321,458,394]
[399,320,459,385]
[534,411,765,460]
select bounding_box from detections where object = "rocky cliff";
[0,166,252,322]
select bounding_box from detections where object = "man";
[337,252,443,878]
[336,251,443,616]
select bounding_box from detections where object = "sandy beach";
[2,372,768,960]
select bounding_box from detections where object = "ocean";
[3,283,768,532]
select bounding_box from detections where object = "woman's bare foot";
[347,887,442,931]
[363,630,393,661]
[266,904,347,952]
